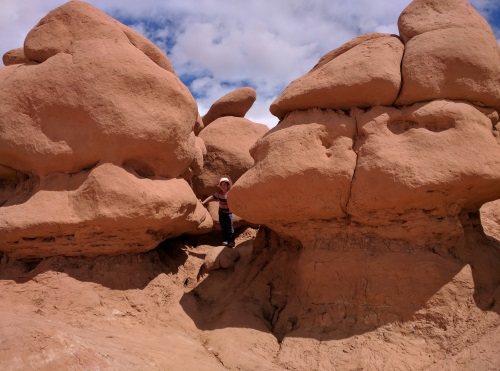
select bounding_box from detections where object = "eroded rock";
[0,1,203,257]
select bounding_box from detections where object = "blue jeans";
[219,211,234,243]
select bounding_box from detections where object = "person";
[200,177,235,248]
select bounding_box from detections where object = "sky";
[1,0,499,128]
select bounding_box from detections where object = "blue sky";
[1,0,499,128]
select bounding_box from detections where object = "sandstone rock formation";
[190,114,268,234]
[395,25,500,111]
[2,48,29,66]
[232,0,500,244]
[270,34,404,120]
[0,1,206,258]
[228,0,500,364]
[202,87,257,127]
[192,116,268,198]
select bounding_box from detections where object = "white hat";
[218,177,231,185]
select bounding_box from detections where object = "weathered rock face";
[231,109,356,225]
[349,100,500,243]
[229,0,500,355]
[192,116,268,198]
[202,87,257,127]
[232,0,500,245]
[0,1,205,258]
[270,34,404,120]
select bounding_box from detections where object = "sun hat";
[218,177,231,185]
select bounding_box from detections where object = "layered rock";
[0,1,205,258]
[228,0,500,353]
[233,0,500,245]
[202,87,257,127]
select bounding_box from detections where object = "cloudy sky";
[1,0,499,128]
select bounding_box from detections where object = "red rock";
[398,0,496,43]
[192,116,268,198]
[229,109,357,226]
[2,48,29,66]
[0,163,206,258]
[396,27,500,111]
[202,87,257,126]
[0,1,203,257]
[270,35,404,120]
[24,1,173,73]
[0,39,196,178]
[349,100,500,242]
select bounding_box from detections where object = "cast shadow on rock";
[0,237,189,291]
[180,226,500,342]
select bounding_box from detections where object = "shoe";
[222,241,229,246]
[227,242,235,248]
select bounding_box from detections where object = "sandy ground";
[0,202,499,370]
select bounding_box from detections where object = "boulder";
[397,0,496,43]
[202,245,240,271]
[2,48,29,66]
[0,40,197,178]
[202,87,257,126]
[270,35,404,120]
[395,27,500,111]
[229,108,357,226]
[23,1,174,73]
[192,116,268,198]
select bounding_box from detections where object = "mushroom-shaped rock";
[270,34,404,120]
[0,1,203,257]
[192,116,268,198]
[229,109,357,227]
[396,0,500,111]
[2,48,29,66]
[202,87,257,126]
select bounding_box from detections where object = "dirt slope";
[1,205,499,370]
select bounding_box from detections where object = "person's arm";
[200,195,214,206]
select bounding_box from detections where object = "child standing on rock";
[200,177,235,248]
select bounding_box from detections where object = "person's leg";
[227,213,235,247]
[219,211,230,244]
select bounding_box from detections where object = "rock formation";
[1,0,499,369]
[270,33,404,120]
[202,87,257,127]
[190,88,268,233]
[231,0,500,244]
[0,1,206,258]
[192,116,268,198]
[228,0,500,361]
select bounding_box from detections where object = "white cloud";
[1,0,499,128]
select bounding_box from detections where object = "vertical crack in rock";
[393,39,406,105]
[344,109,360,219]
